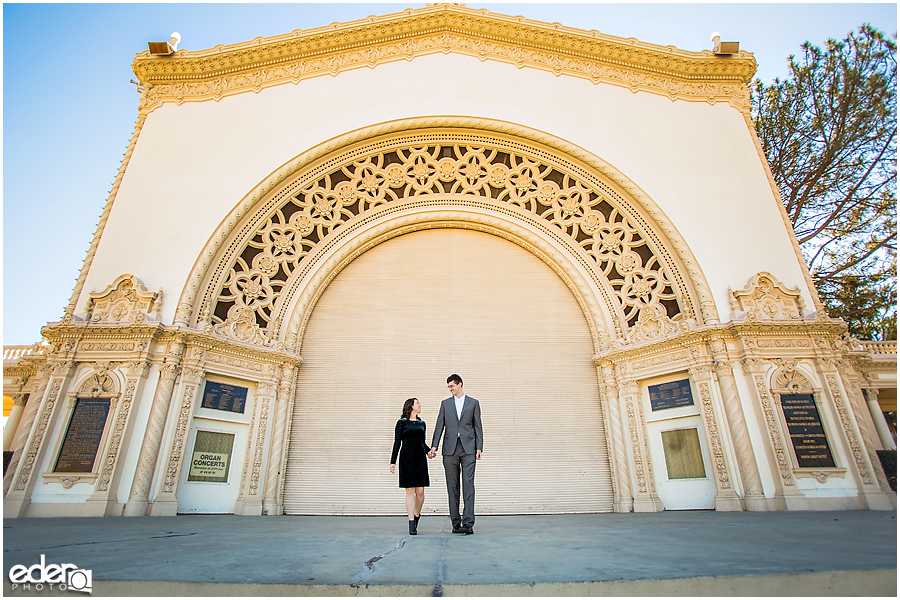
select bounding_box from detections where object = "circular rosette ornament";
[352,164,388,204]
[590,223,633,261]
[230,272,275,311]
[579,211,604,236]
[304,189,341,223]
[551,183,590,226]
[404,151,439,192]
[262,226,302,262]
[505,165,541,207]
[251,252,280,277]
[437,157,458,181]
[456,151,489,192]
[620,269,665,309]
[288,213,315,236]
[614,251,642,275]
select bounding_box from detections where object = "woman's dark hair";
[401,397,418,420]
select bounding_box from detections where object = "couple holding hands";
[389,374,483,535]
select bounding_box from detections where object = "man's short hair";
[447,373,463,386]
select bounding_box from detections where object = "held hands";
[427,448,436,459]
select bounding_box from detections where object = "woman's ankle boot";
[409,519,417,535]
[414,514,420,529]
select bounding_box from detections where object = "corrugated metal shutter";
[283,228,614,514]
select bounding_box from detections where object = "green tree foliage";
[752,25,897,340]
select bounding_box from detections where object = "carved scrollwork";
[730,272,805,322]
[78,369,118,397]
[87,274,162,325]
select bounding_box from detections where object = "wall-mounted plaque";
[649,379,694,411]
[188,430,235,483]
[54,398,111,473]
[200,381,248,414]
[780,394,835,468]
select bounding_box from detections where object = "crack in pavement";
[432,535,449,597]
[351,537,407,587]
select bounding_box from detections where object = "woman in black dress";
[390,397,430,535]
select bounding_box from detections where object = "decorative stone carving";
[87,275,161,325]
[772,367,814,394]
[206,134,690,346]
[133,5,755,115]
[78,367,119,397]
[730,273,805,322]
[211,306,277,348]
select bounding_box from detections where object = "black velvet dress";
[390,418,430,488]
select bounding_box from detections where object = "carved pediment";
[729,273,805,322]
[772,367,814,394]
[87,275,162,325]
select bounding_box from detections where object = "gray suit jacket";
[431,395,483,456]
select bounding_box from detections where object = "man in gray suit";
[428,374,483,534]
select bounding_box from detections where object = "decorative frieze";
[133,5,755,114]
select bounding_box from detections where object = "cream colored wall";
[79,52,813,324]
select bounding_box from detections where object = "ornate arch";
[175,118,717,354]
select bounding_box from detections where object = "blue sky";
[3,2,897,345]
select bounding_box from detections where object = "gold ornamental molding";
[132,4,756,113]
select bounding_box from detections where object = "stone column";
[149,364,204,517]
[4,361,76,518]
[124,338,185,516]
[3,395,28,452]
[263,364,296,516]
[2,365,51,497]
[864,389,896,450]
[821,367,893,508]
[708,336,768,510]
[597,362,632,512]
[235,375,276,516]
[741,359,803,510]
[689,365,742,511]
[616,366,662,512]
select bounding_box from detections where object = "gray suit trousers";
[443,438,476,528]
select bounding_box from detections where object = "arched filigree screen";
[198,129,703,348]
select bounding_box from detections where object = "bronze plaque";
[200,381,247,414]
[54,398,111,473]
[649,379,694,411]
[781,394,835,468]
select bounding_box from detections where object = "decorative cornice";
[133,4,756,113]
[592,317,850,365]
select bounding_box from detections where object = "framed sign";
[780,394,835,468]
[661,428,707,480]
[200,381,248,414]
[55,398,111,473]
[649,379,694,412]
[188,430,235,483]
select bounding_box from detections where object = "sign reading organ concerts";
[188,430,235,483]
[780,394,835,468]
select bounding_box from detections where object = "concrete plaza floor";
[2,510,897,596]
